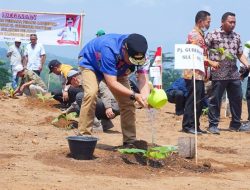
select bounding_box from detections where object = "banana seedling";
[52,112,78,129]
[118,145,177,160]
[202,107,209,116]
[209,47,234,61]
[36,93,54,103]
[1,86,15,98]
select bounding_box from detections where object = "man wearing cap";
[66,69,120,131]
[96,29,105,37]
[58,17,79,42]
[6,37,24,89]
[78,33,150,146]
[13,66,47,97]
[23,34,46,76]
[48,60,82,108]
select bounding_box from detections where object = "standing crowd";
[167,11,250,135]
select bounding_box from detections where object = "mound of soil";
[35,146,222,179]
[24,97,58,111]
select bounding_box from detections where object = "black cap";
[125,33,148,65]
[48,60,61,73]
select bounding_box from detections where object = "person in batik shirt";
[182,10,219,135]
[205,12,250,134]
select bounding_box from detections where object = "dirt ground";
[1,96,250,190]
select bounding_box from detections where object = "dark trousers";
[209,80,242,129]
[167,90,185,115]
[246,77,250,120]
[52,86,83,106]
[182,79,204,130]
[33,70,41,76]
[75,92,120,119]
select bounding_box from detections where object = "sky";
[1,0,250,59]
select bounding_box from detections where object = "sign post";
[175,44,204,164]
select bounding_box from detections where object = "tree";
[0,60,11,88]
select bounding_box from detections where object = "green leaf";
[245,43,250,49]
[202,107,209,115]
[150,146,177,153]
[217,47,225,55]
[66,112,78,121]
[51,117,59,124]
[147,151,167,159]
[225,53,234,61]
[118,148,146,154]
[209,49,218,54]
[57,114,67,120]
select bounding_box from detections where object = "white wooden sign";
[174,44,204,72]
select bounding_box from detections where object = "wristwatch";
[130,91,136,101]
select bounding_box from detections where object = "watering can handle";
[148,81,153,90]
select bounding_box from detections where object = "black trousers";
[209,80,242,129]
[52,86,83,106]
[33,70,41,76]
[246,77,250,120]
[75,92,120,119]
[167,90,185,115]
[182,79,204,130]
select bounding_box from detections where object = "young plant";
[36,93,54,103]
[245,43,250,49]
[118,145,177,160]
[1,86,15,98]
[209,47,234,61]
[202,107,209,116]
[52,112,78,129]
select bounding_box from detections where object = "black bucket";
[66,136,99,160]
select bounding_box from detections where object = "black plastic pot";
[66,136,98,160]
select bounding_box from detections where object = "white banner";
[174,44,204,72]
[0,10,83,46]
[150,66,162,86]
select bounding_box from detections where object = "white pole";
[47,74,51,92]
[192,55,198,165]
[79,12,85,49]
[225,92,229,117]
[148,108,156,144]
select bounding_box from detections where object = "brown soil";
[1,96,250,190]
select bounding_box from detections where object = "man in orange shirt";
[182,10,219,135]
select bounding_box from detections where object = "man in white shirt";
[58,17,78,42]
[24,34,46,76]
[6,37,23,89]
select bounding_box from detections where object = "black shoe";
[122,141,137,148]
[208,126,220,135]
[182,128,202,135]
[197,128,207,134]
[239,124,250,132]
[176,111,184,116]
[229,124,250,132]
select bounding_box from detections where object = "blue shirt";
[166,78,188,97]
[78,34,149,81]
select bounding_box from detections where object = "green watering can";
[147,87,168,109]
